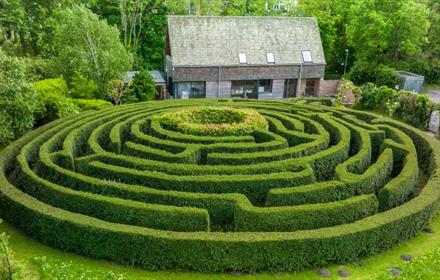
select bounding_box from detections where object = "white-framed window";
[239,53,247,64]
[302,51,313,63]
[267,52,275,63]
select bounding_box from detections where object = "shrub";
[348,62,399,87]
[354,83,434,129]
[70,72,98,99]
[37,94,80,124]
[71,99,112,111]
[375,64,401,88]
[106,79,126,105]
[123,70,156,103]
[394,91,433,128]
[347,61,378,85]
[355,83,399,112]
[33,78,69,97]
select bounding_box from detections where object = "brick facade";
[166,57,326,99]
[167,62,325,82]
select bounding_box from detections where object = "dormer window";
[239,53,247,64]
[302,51,313,63]
[267,53,275,63]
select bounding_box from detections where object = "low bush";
[71,99,112,111]
[394,91,433,128]
[70,72,99,99]
[36,93,80,124]
[33,78,69,97]
[354,83,434,129]
[123,70,156,103]
[348,62,400,88]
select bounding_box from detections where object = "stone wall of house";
[295,78,321,97]
[206,81,232,98]
[271,79,285,99]
[318,80,341,97]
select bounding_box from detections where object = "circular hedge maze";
[1,98,440,272]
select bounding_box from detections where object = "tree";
[0,49,41,146]
[0,0,25,54]
[91,0,167,70]
[51,5,132,99]
[297,0,357,77]
[347,0,429,65]
[106,79,126,105]
[133,0,167,69]
[1,0,83,56]
[408,0,440,84]
[123,70,156,103]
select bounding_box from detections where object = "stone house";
[165,16,326,99]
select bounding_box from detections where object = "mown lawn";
[3,213,440,280]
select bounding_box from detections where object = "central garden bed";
[156,107,268,136]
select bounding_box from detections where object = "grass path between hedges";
[3,212,440,280]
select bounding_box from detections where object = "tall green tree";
[130,0,167,69]
[0,49,41,145]
[92,0,167,70]
[51,5,132,98]
[297,0,357,77]
[347,0,429,65]
[408,0,440,84]
[0,0,26,54]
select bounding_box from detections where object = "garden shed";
[165,16,326,99]
[396,71,425,93]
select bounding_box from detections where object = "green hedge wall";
[0,99,438,273]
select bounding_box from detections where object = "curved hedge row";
[0,98,439,272]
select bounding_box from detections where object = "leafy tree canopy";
[51,4,132,99]
[0,49,41,145]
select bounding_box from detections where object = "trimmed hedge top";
[155,106,268,136]
[0,98,439,273]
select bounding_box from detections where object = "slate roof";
[167,16,326,67]
[125,71,166,84]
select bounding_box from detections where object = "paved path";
[428,90,440,104]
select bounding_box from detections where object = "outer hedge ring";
[0,99,439,272]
